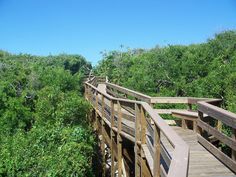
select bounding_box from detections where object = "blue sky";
[0,0,236,65]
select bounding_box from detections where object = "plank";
[106,82,151,103]
[198,102,236,129]
[198,119,236,151]
[156,109,189,114]
[198,135,236,173]
[151,97,188,104]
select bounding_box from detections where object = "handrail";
[197,100,236,173]
[198,101,236,128]
[85,76,190,177]
[86,76,236,175]
[105,81,221,106]
[106,82,152,103]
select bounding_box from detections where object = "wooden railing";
[86,76,236,175]
[197,100,236,173]
[105,81,222,132]
[106,82,152,103]
[105,82,221,110]
[85,77,189,177]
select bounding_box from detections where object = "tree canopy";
[0,52,95,176]
[94,31,236,113]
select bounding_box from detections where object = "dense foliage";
[95,31,236,113]
[0,52,95,176]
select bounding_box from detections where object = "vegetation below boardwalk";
[0,52,96,176]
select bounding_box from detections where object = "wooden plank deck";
[163,127,235,177]
[97,84,235,177]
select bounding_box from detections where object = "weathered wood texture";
[163,127,235,177]
[85,78,189,177]
[197,101,236,173]
[84,76,235,177]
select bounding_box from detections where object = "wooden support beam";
[140,106,149,177]
[110,100,115,177]
[153,124,161,177]
[193,120,197,132]
[232,129,236,161]
[122,158,127,177]
[84,85,87,99]
[217,120,222,133]
[101,95,106,177]
[182,119,187,129]
[88,86,92,102]
[188,103,192,111]
[117,101,123,177]
[197,111,203,135]
[94,91,99,131]
[140,107,146,144]
[135,103,141,177]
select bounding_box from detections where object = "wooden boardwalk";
[85,77,236,177]
[163,127,235,177]
[99,83,235,176]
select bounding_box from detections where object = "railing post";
[197,111,203,135]
[182,119,187,129]
[140,107,146,144]
[95,91,99,111]
[188,103,192,110]
[87,86,91,102]
[85,85,89,99]
[153,123,161,177]
[101,95,106,177]
[217,120,222,132]
[94,91,99,130]
[106,76,108,83]
[232,129,236,161]
[110,100,115,177]
[140,106,148,176]
[135,103,141,177]
[117,101,123,177]
[84,84,87,99]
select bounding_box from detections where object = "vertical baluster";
[110,99,115,177]
[217,101,223,133]
[197,111,203,135]
[117,101,122,177]
[95,91,98,111]
[94,91,99,130]
[188,103,192,110]
[140,107,146,144]
[193,120,197,133]
[153,124,161,177]
[101,95,106,177]
[140,106,147,176]
[88,86,92,102]
[232,129,236,161]
[106,76,108,83]
[217,120,223,151]
[135,103,141,177]
[84,85,87,99]
[217,120,222,132]
[182,119,187,129]
[86,85,90,100]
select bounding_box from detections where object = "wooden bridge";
[84,76,236,177]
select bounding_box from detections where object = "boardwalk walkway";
[85,76,236,177]
[98,83,235,177]
[164,127,234,177]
